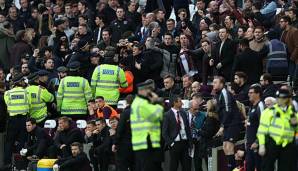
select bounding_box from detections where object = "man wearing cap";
[26,72,54,126]
[91,46,127,108]
[3,73,29,165]
[257,88,298,171]
[130,79,164,171]
[48,66,68,97]
[57,61,92,120]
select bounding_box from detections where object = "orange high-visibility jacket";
[119,71,134,94]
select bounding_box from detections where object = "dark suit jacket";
[213,38,236,81]
[162,109,192,148]
[92,27,106,44]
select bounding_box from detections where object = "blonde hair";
[207,99,219,120]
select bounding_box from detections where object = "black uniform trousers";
[245,148,262,171]
[134,148,163,171]
[116,143,135,171]
[4,115,27,165]
[262,137,297,171]
[169,140,191,171]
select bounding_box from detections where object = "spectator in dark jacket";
[9,30,32,68]
[213,27,236,82]
[54,142,92,171]
[23,118,53,159]
[157,74,181,100]
[260,73,277,100]
[143,37,163,88]
[52,117,85,158]
[232,38,263,84]
[109,7,134,43]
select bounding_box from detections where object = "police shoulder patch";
[31,93,36,98]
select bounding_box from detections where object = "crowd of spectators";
[0,0,298,170]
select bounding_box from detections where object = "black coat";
[162,109,192,148]
[213,38,236,81]
[54,128,85,149]
[56,152,92,171]
[142,48,163,81]
[114,107,132,146]
[196,116,220,158]
[26,126,53,158]
[232,48,263,84]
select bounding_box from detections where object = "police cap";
[37,70,50,77]
[13,73,24,83]
[27,72,39,81]
[57,66,68,73]
[137,79,155,90]
[67,61,80,71]
[276,88,292,98]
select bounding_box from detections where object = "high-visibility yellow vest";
[57,76,92,115]
[26,85,54,123]
[257,104,298,147]
[91,64,127,105]
[130,96,163,151]
[4,87,29,116]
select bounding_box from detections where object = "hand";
[33,49,39,58]
[112,144,117,152]
[60,144,66,150]
[20,148,28,156]
[250,142,258,150]
[216,63,222,69]
[258,145,266,156]
[235,150,245,160]
[290,116,297,126]
[209,59,214,66]
[85,130,92,137]
[53,164,59,171]
[197,10,205,16]
[135,62,141,70]
[93,129,100,134]
[215,127,224,137]
[109,129,116,136]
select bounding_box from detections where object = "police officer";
[4,73,29,165]
[91,46,127,108]
[57,61,92,120]
[26,72,54,126]
[130,79,164,171]
[257,88,298,171]
[245,84,264,171]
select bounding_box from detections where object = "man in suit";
[232,38,263,84]
[162,96,192,171]
[213,27,236,82]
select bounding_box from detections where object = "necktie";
[176,111,181,131]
